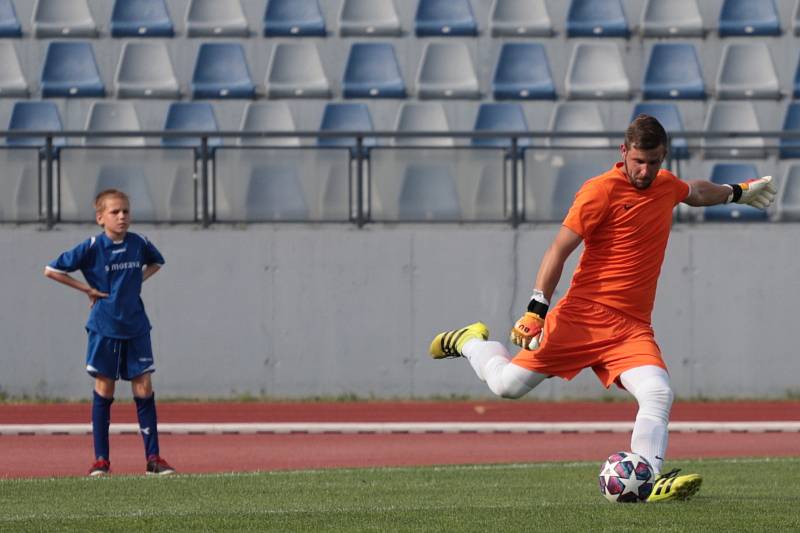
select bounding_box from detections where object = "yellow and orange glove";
[509,290,549,350]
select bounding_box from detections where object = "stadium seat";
[415,0,477,36]
[186,0,249,37]
[84,102,145,146]
[566,0,629,38]
[162,102,221,148]
[393,102,453,146]
[339,0,401,36]
[398,164,460,220]
[718,0,780,37]
[565,43,630,99]
[266,43,330,98]
[0,42,28,97]
[0,0,21,37]
[343,43,405,98]
[191,43,255,99]
[779,103,800,158]
[490,0,553,37]
[716,43,779,99]
[417,42,480,99]
[263,0,325,37]
[704,163,767,221]
[640,0,703,37]
[642,43,705,99]
[244,164,309,221]
[492,43,556,100]
[702,102,765,159]
[33,0,97,37]
[778,165,800,220]
[795,1,800,36]
[40,42,104,98]
[94,165,156,221]
[110,0,174,37]
[548,102,610,148]
[7,101,64,147]
[794,58,800,99]
[472,103,529,148]
[551,162,594,220]
[115,42,180,99]
[318,103,375,153]
[631,103,689,159]
[239,102,300,146]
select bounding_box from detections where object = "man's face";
[620,143,666,190]
[96,197,130,239]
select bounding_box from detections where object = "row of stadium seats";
[3,39,800,101]
[5,100,800,160]
[2,0,798,39]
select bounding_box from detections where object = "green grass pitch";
[1,457,798,532]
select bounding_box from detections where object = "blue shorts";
[86,331,155,381]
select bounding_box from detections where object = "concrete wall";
[1,223,797,400]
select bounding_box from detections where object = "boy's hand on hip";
[510,312,544,350]
[87,288,109,307]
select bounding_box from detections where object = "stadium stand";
[339,0,401,37]
[191,43,255,99]
[472,103,529,148]
[715,43,780,99]
[780,102,800,158]
[415,0,477,36]
[565,43,630,99]
[398,164,460,220]
[238,102,300,146]
[84,101,146,147]
[718,0,780,37]
[0,41,27,97]
[490,0,553,37]
[548,102,610,148]
[185,0,249,37]
[639,0,704,37]
[642,43,705,100]
[631,103,689,160]
[702,101,766,159]
[110,0,175,37]
[40,42,104,97]
[393,102,453,146]
[492,43,556,100]
[778,164,800,220]
[32,0,97,38]
[265,42,331,98]
[243,164,309,221]
[417,42,480,99]
[115,42,180,99]
[318,102,375,153]
[162,102,220,148]
[342,43,406,98]
[565,0,629,38]
[7,101,64,147]
[0,0,21,37]
[263,0,326,37]
[704,163,768,221]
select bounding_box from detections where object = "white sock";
[462,339,508,381]
[462,339,547,398]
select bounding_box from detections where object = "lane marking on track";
[0,421,799,436]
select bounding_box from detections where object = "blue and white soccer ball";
[598,451,654,503]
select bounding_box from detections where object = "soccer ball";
[598,451,654,503]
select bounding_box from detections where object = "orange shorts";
[511,297,666,389]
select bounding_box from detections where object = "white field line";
[0,421,799,436]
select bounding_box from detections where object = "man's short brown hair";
[625,114,668,151]
[94,189,129,214]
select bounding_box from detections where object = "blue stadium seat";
[0,42,28,97]
[186,0,249,37]
[339,0,401,36]
[162,102,221,148]
[263,0,325,37]
[95,166,156,221]
[565,43,629,99]
[716,43,779,99]
[343,43,405,98]
[552,162,593,220]
[0,0,21,37]
[266,43,330,98]
[318,103,375,153]
[642,43,704,99]
[778,165,800,220]
[566,0,629,38]
[191,43,255,99]
[7,102,64,147]
[640,0,703,37]
[718,0,779,37]
[792,57,800,99]
[472,103,529,148]
[490,0,553,37]
[245,165,309,221]
[398,164,460,221]
[111,0,174,37]
[780,103,800,158]
[33,0,97,37]
[705,164,767,221]
[40,42,104,98]
[415,0,477,36]
[492,43,555,100]
[631,103,688,159]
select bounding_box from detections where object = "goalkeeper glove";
[726,176,777,209]
[510,290,549,350]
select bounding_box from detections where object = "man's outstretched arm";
[683,176,776,208]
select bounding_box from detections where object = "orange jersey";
[562,163,689,324]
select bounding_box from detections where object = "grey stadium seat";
[417,42,480,99]
[266,42,331,98]
[238,102,300,146]
[548,102,611,148]
[244,164,309,221]
[339,0,401,36]
[778,164,800,221]
[565,43,630,99]
[640,0,703,37]
[186,0,249,37]
[715,43,780,99]
[490,0,553,37]
[702,101,765,159]
[115,42,180,99]
[84,101,146,147]
[0,42,28,97]
[33,0,97,37]
[398,164,460,221]
[393,102,453,146]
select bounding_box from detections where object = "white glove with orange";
[726,176,777,209]
[509,290,549,350]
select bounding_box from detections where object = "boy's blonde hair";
[94,189,129,214]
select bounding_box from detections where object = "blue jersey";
[47,232,165,339]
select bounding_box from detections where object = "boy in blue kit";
[44,189,175,477]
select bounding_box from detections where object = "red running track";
[1,401,798,478]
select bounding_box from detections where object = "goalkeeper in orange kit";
[430,115,776,502]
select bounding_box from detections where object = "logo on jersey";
[110,248,128,255]
[105,261,141,272]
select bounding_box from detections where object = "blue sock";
[91,391,113,460]
[134,393,160,458]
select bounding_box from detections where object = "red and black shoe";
[88,457,110,477]
[146,455,176,476]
